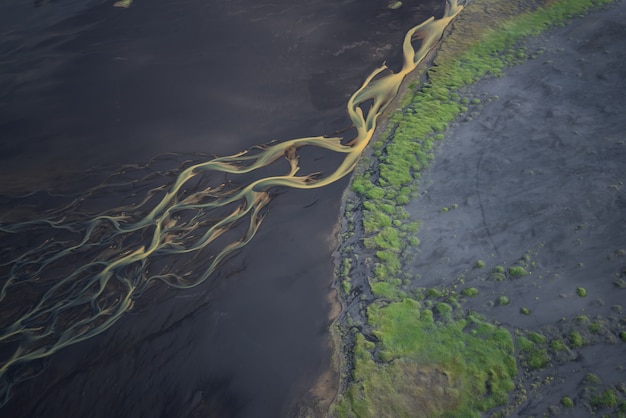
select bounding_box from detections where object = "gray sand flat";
[406,0,626,414]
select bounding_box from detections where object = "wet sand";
[405,0,626,414]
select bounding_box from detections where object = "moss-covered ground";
[334,298,518,417]
[330,0,622,416]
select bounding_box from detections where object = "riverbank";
[330,0,626,415]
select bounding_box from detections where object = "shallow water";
[0,0,442,416]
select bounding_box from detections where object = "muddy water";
[0,0,443,416]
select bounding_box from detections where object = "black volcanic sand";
[0,0,444,417]
[406,1,626,415]
[0,0,442,192]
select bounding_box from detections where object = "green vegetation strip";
[335,300,516,417]
[332,0,616,416]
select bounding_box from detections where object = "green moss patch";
[334,300,516,417]
[508,266,529,277]
[584,373,602,385]
[461,287,479,297]
[496,295,511,306]
[517,339,550,370]
[516,332,551,370]
[591,389,619,408]
[549,339,568,353]
[568,331,585,348]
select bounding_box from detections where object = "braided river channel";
[0,0,452,416]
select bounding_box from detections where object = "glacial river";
[0,0,447,416]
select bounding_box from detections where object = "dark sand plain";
[0,1,443,417]
[404,0,626,414]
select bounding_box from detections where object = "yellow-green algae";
[333,0,617,415]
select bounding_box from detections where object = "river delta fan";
[0,0,464,405]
